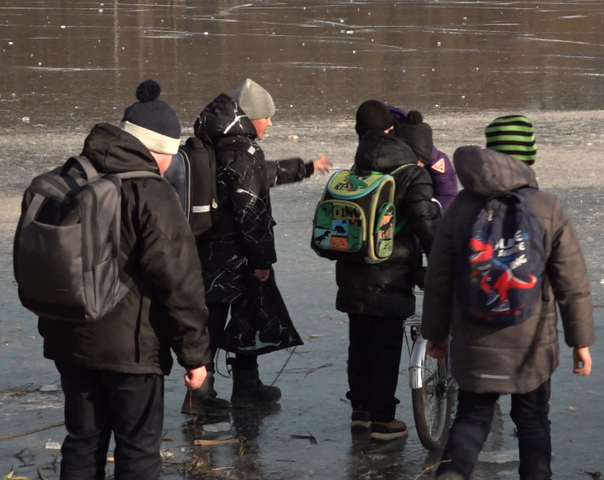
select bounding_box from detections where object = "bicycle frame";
[406,315,451,389]
[406,315,428,389]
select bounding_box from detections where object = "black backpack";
[13,156,162,322]
[165,136,218,239]
[165,136,258,239]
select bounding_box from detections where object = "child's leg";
[437,390,499,479]
[510,379,552,480]
[367,316,404,422]
[347,314,373,410]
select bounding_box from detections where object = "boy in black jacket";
[182,79,331,415]
[34,80,211,479]
[336,100,440,440]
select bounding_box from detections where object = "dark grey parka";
[421,146,594,394]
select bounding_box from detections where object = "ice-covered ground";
[0,112,603,478]
[1,0,604,477]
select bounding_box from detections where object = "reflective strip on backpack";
[192,205,211,213]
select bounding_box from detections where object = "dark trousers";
[347,313,404,423]
[56,363,164,480]
[207,303,257,370]
[437,379,552,480]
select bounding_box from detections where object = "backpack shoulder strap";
[21,193,46,230]
[390,163,420,234]
[390,163,416,176]
[183,136,211,152]
[117,171,164,181]
[60,156,100,181]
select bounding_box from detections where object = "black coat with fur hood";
[335,130,440,318]
[37,123,211,375]
[195,94,312,304]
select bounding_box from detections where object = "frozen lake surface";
[1,1,603,479]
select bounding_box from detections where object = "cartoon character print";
[342,174,368,192]
[378,216,393,238]
[469,232,537,313]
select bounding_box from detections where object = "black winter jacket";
[335,131,440,318]
[195,94,312,304]
[37,123,211,375]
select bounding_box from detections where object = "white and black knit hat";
[120,79,181,155]
[232,78,275,120]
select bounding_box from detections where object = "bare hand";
[313,154,332,174]
[427,339,448,362]
[184,365,207,390]
[573,346,592,376]
[254,268,270,282]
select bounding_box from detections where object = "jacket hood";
[81,123,160,175]
[453,146,538,197]
[354,130,417,173]
[194,93,257,143]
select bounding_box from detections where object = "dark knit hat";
[120,79,181,155]
[355,100,394,138]
[485,115,537,164]
[232,78,275,120]
[396,110,434,162]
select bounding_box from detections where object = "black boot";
[181,370,230,416]
[230,367,281,407]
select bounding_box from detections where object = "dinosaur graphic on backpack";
[469,232,538,314]
[459,189,545,326]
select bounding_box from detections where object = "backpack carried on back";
[458,189,546,326]
[164,136,218,239]
[165,136,261,239]
[13,156,162,323]
[311,165,411,263]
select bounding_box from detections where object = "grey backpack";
[13,156,162,322]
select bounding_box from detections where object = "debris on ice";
[478,450,519,463]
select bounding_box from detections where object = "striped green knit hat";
[485,115,537,164]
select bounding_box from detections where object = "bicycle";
[403,313,455,451]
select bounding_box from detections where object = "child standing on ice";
[336,100,440,441]
[388,106,458,212]
[421,115,594,480]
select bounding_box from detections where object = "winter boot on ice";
[181,370,230,416]
[370,419,409,441]
[230,367,281,407]
[350,410,371,431]
[350,402,371,431]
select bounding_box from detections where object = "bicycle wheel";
[411,347,451,450]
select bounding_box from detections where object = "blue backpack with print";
[458,189,545,326]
